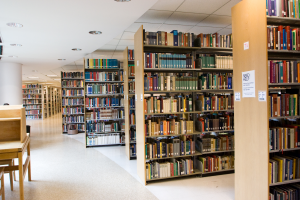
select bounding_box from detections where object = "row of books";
[269,154,300,184]
[128,49,134,61]
[196,155,234,173]
[85,84,124,95]
[86,134,124,145]
[129,82,135,93]
[62,98,84,106]
[62,89,84,97]
[130,127,136,141]
[63,124,85,132]
[85,97,124,108]
[202,135,234,152]
[144,75,198,91]
[199,73,233,90]
[61,80,84,88]
[197,55,233,69]
[22,90,41,94]
[23,100,41,104]
[26,115,42,120]
[24,105,41,109]
[144,30,232,48]
[267,25,300,50]
[266,0,300,18]
[22,84,41,89]
[88,109,124,120]
[61,72,84,79]
[85,71,123,82]
[195,114,235,132]
[144,95,193,114]
[62,107,84,114]
[196,94,234,111]
[130,144,136,157]
[62,116,84,123]
[146,158,194,180]
[129,97,135,108]
[25,110,40,115]
[270,183,300,200]
[269,127,300,150]
[128,64,135,76]
[145,118,194,136]
[269,93,298,117]
[269,60,300,83]
[85,59,119,68]
[86,122,120,133]
[144,53,194,69]
[23,94,40,99]
[129,111,135,125]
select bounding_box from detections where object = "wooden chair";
[0,167,4,200]
[0,159,15,191]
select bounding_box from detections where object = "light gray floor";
[3,114,234,200]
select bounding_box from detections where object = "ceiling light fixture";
[72,48,82,51]
[28,77,39,79]
[89,31,102,35]
[6,23,23,28]
[46,75,58,77]
[58,59,66,61]
[114,0,131,2]
[10,44,22,47]
[8,55,18,58]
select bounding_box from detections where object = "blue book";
[157,141,160,158]
[171,30,178,46]
[181,141,184,155]
[290,29,293,50]
[283,29,286,50]
[228,77,232,89]
[270,0,275,16]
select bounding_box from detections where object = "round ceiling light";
[6,23,23,28]
[58,59,66,61]
[114,0,131,2]
[10,44,22,47]
[89,31,102,35]
[72,48,82,51]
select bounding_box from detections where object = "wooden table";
[0,134,31,200]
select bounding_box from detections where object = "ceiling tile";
[150,0,185,11]
[118,40,134,46]
[135,10,173,23]
[126,23,162,32]
[114,33,123,40]
[115,45,128,50]
[197,15,232,28]
[121,32,135,40]
[165,12,208,26]
[188,26,222,34]
[213,0,242,16]
[158,24,194,33]
[98,44,117,50]
[177,0,230,14]
[217,28,232,35]
[106,39,120,45]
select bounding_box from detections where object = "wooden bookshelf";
[61,72,85,134]
[134,25,234,185]
[22,84,43,120]
[84,59,125,147]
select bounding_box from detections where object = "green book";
[293,30,296,50]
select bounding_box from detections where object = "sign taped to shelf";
[141,94,143,101]
[242,70,255,98]
[135,94,137,102]
[244,41,249,50]
[137,60,139,66]
[235,92,241,101]
[258,91,266,101]
[126,95,128,100]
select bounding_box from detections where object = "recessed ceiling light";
[58,59,66,61]
[46,75,57,77]
[28,77,39,79]
[8,55,18,58]
[89,31,102,35]
[114,0,131,2]
[10,44,22,47]
[6,23,23,28]
[72,48,82,51]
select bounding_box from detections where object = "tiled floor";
[3,114,234,200]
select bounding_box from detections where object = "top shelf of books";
[144,45,232,54]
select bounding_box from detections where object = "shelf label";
[235,92,241,101]
[137,60,139,66]
[242,70,255,98]
[258,91,266,101]
[141,94,143,101]
[126,95,128,100]
[124,71,126,76]
[244,41,249,50]
[135,94,137,102]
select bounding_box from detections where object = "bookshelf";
[124,47,136,160]
[84,58,125,147]
[61,72,85,134]
[22,84,44,120]
[134,25,234,185]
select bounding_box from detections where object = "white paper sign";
[235,92,241,101]
[242,70,255,98]
[137,60,139,66]
[141,94,143,101]
[135,94,137,101]
[258,91,266,101]
[244,41,249,50]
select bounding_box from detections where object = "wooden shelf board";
[269,147,300,153]
[269,116,300,119]
[202,169,234,174]
[85,94,124,97]
[0,117,21,121]
[269,178,300,186]
[267,16,300,26]
[145,130,234,138]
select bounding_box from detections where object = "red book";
[146,53,150,68]
[171,163,174,176]
[212,96,216,110]
[149,53,152,68]
[150,77,153,91]
[89,72,92,80]
[93,72,96,81]
[286,26,291,50]
[285,94,290,116]
[165,32,168,46]
[278,25,283,50]
[267,28,270,49]
[85,98,89,107]
[283,60,287,83]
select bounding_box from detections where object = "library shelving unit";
[43,85,48,118]
[84,59,125,147]
[22,84,44,120]
[124,47,136,160]
[61,72,85,134]
[134,25,234,185]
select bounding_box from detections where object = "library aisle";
[3,114,234,200]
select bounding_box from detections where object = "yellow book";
[183,98,186,112]
[160,142,162,158]
[89,59,93,68]
[272,157,283,182]
[294,94,298,116]
[269,162,272,184]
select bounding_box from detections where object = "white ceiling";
[0,0,159,84]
